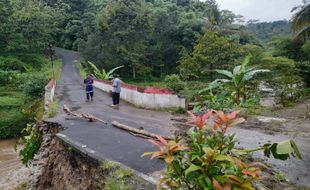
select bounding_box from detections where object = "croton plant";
[143,110,301,190]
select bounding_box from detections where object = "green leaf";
[242,69,270,82]
[199,79,230,93]
[185,164,203,176]
[215,69,233,78]
[203,147,214,154]
[214,155,234,162]
[263,143,289,160]
[290,140,302,160]
[106,65,124,77]
[276,140,293,155]
[233,65,241,75]
[241,54,252,68]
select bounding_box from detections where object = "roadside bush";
[0,56,25,71]
[164,74,185,93]
[19,123,42,165]
[143,110,301,189]
[0,70,21,86]
[0,109,27,139]
[261,56,306,106]
[22,74,49,98]
[180,81,208,102]
[15,54,49,69]
[275,75,306,106]
[296,61,310,87]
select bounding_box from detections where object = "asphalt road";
[49,49,173,175]
[50,49,310,187]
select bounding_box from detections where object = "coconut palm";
[200,55,270,104]
[291,2,310,41]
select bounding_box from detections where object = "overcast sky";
[216,0,303,22]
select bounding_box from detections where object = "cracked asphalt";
[48,49,174,175]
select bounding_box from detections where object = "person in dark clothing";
[111,74,121,106]
[84,74,94,101]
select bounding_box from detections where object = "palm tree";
[291,1,310,41]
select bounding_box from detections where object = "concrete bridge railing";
[93,80,187,109]
[44,79,56,112]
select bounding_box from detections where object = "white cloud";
[215,0,303,22]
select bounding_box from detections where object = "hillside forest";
[0,0,310,189]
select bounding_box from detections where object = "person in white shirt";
[111,74,121,106]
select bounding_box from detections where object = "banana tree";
[88,61,124,80]
[201,55,270,104]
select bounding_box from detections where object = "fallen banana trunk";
[63,104,107,124]
[112,121,172,140]
[63,104,171,140]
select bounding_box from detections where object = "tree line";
[0,0,308,86]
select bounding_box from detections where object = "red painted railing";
[47,79,56,88]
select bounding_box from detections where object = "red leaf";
[216,111,227,123]
[202,110,213,122]
[187,111,197,121]
[147,139,162,147]
[156,135,168,145]
[212,178,223,190]
[227,110,240,120]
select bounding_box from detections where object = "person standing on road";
[111,74,121,107]
[84,74,94,102]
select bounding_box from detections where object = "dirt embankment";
[27,121,155,190]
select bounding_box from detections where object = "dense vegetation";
[0,54,55,139]
[245,20,291,43]
[1,1,309,137]
[0,0,61,139]
[0,0,309,132]
[0,0,309,188]
[75,0,309,110]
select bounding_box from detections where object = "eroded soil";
[239,99,310,137]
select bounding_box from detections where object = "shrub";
[19,123,42,165]
[0,70,21,86]
[0,108,27,139]
[0,56,25,71]
[16,54,49,69]
[261,56,306,105]
[22,74,49,98]
[296,61,310,87]
[143,110,301,190]
[48,101,59,118]
[164,74,185,93]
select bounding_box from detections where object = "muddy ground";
[240,99,310,137]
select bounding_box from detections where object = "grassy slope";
[0,55,62,139]
[0,88,27,139]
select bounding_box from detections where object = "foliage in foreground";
[18,123,42,166]
[143,110,301,190]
